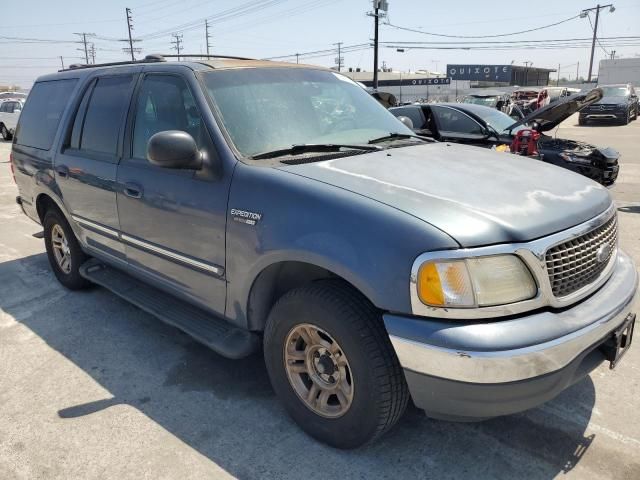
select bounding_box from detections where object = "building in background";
[342,70,468,103]
[447,64,556,87]
[597,58,640,86]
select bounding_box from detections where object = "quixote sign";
[362,77,450,87]
[447,64,512,82]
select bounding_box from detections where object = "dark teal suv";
[11,55,638,448]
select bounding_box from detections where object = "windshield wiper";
[368,132,436,144]
[251,143,381,160]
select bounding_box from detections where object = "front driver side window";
[431,106,484,135]
[132,75,205,160]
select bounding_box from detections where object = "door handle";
[123,182,143,199]
[56,165,69,178]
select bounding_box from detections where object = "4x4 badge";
[231,208,262,226]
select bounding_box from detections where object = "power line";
[384,14,580,39]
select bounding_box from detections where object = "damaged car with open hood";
[390,88,619,186]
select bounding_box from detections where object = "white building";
[598,58,640,86]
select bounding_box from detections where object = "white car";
[0,99,24,140]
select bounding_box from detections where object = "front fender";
[224,162,458,329]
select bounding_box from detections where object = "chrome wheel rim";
[284,323,354,418]
[51,224,72,274]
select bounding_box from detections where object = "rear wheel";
[263,281,408,449]
[1,124,10,140]
[43,209,91,290]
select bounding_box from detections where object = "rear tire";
[43,209,91,290]
[263,281,408,449]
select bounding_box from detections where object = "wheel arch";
[246,260,377,332]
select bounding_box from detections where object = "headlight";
[417,255,537,308]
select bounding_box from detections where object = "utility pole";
[367,1,388,89]
[171,34,183,61]
[59,56,65,70]
[126,8,135,61]
[581,4,615,83]
[610,50,616,59]
[372,2,379,89]
[295,53,300,64]
[73,32,94,64]
[334,42,343,72]
[205,20,212,56]
[89,43,96,64]
[557,63,561,86]
[523,61,532,85]
[576,61,580,81]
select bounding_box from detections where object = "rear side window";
[14,79,77,150]
[78,75,134,155]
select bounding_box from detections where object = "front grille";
[585,104,619,113]
[545,214,618,297]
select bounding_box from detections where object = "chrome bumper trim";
[392,251,638,384]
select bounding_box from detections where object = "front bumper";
[581,111,627,121]
[385,250,638,420]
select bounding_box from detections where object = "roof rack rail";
[159,54,256,61]
[60,54,166,72]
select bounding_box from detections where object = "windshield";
[600,86,629,97]
[202,68,412,157]
[463,96,498,107]
[473,107,526,134]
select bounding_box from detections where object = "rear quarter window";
[14,79,77,150]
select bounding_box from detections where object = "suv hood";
[279,143,611,247]
[592,95,629,104]
[509,88,603,132]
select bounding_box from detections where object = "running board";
[79,259,259,359]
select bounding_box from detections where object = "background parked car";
[390,89,619,186]
[0,99,24,140]
[579,84,638,125]
[461,91,509,111]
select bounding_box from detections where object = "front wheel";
[43,209,91,290]
[263,281,408,449]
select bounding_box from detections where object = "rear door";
[116,71,228,315]
[56,74,136,262]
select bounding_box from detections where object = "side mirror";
[396,115,414,130]
[147,130,202,170]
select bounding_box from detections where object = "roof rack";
[62,54,166,72]
[60,53,258,72]
[160,54,256,61]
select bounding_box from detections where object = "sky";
[1,0,639,88]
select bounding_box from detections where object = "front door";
[116,72,228,315]
[56,74,136,262]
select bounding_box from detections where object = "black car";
[390,89,619,186]
[579,84,638,125]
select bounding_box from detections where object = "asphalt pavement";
[1,113,639,479]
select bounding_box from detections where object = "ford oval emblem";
[596,243,611,263]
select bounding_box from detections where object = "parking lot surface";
[1,114,639,480]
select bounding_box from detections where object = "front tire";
[263,281,408,449]
[43,209,91,290]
